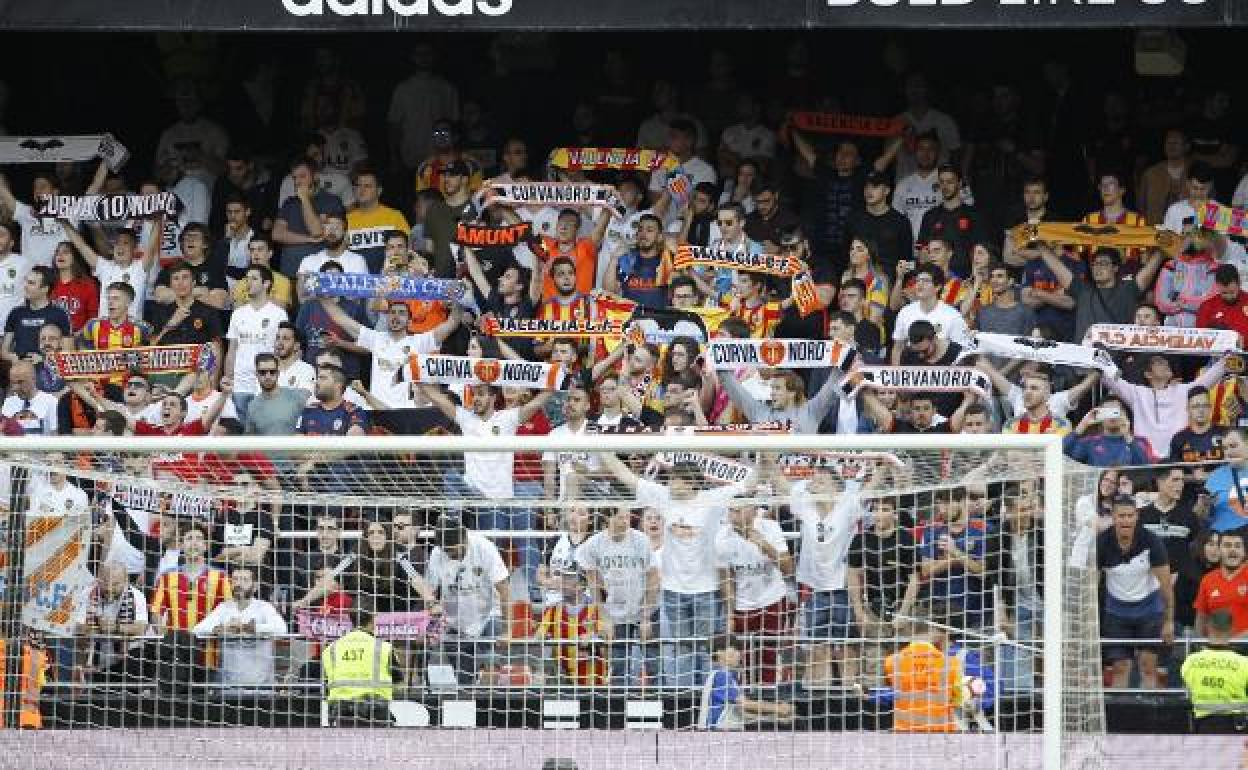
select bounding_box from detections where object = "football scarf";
[49,343,215,380]
[548,147,677,173]
[454,221,540,250]
[789,112,906,137]
[956,331,1120,375]
[400,354,568,391]
[842,366,992,400]
[587,421,790,435]
[302,272,467,302]
[674,245,802,277]
[1083,323,1241,355]
[486,182,621,216]
[645,451,753,484]
[1195,202,1248,238]
[1009,222,1180,258]
[35,193,180,221]
[481,316,644,345]
[0,134,129,172]
[708,338,856,371]
[777,451,905,480]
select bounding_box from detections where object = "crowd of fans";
[4,36,1248,704]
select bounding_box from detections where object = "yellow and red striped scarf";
[537,602,608,685]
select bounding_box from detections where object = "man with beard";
[296,210,368,300]
[242,353,306,436]
[273,321,314,394]
[744,181,801,253]
[917,164,984,278]
[79,561,150,681]
[273,157,341,278]
[1195,529,1248,638]
[321,291,462,409]
[604,214,674,310]
[424,160,476,279]
[847,171,912,278]
[192,565,287,688]
[893,132,945,247]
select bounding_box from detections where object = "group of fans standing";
[3,39,1248,731]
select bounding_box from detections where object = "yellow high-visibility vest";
[322,629,393,702]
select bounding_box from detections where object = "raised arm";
[60,219,102,269]
[320,298,364,341]
[589,205,612,250]
[714,369,770,423]
[462,246,494,299]
[198,378,233,430]
[1035,242,1074,290]
[597,451,641,493]
[417,382,459,421]
[790,126,818,170]
[1133,248,1165,294]
[516,389,553,423]
[430,301,464,346]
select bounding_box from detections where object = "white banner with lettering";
[708,338,856,371]
[957,331,1119,375]
[1082,324,1241,355]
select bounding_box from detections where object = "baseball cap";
[440,160,470,177]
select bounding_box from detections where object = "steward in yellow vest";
[1181,609,1248,733]
[322,606,401,726]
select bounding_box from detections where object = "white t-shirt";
[228,302,288,394]
[893,170,942,240]
[191,598,288,686]
[297,248,369,277]
[13,201,77,267]
[426,533,508,638]
[94,258,149,321]
[185,390,237,428]
[104,527,146,576]
[27,479,88,515]
[356,326,438,409]
[0,252,31,330]
[543,531,586,606]
[721,123,777,160]
[320,127,369,177]
[1005,384,1075,422]
[892,300,970,347]
[1162,199,1204,234]
[2,392,59,435]
[894,109,961,180]
[716,517,789,611]
[156,118,229,174]
[173,175,211,226]
[649,156,717,194]
[577,529,656,624]
[635,478,746,594]
[541,421,598,500]
[279,358,316,393]
[454,407,522,500]
[793,480,865,592]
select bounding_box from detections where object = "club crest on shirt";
[333,419,343,431]
[262,318,270,328]
[193,319,203,330]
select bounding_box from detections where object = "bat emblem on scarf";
[19,139,65,152]
[1073,224,1120,237]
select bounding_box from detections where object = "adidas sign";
[282,0,512,17]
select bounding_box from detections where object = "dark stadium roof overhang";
[0,0,1244,31]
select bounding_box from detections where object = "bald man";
[2,360,58,434]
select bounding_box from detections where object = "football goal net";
[0,433,1100,770]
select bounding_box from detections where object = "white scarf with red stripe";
[400,354,568,391]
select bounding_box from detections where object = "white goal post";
[0,433,1093,770]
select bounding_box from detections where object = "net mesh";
[0,437,1100,770]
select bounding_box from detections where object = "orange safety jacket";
[0,639,46,729]
[884,640,962,732]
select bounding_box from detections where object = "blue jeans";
[659,590,723,688]
[802,589,852,641]
[997,603,1037,692]
[444,616,503,685]
[608,622,646,687]
[487,480,543,593]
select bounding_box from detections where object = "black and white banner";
[708,338,856,371]
[0,0,1232,30]
[956,332,1120,375]
[0,134,129,171]
[646,451,753,485]
[35,193,180,221]
[1082,324,1241,355]
[485,182,621,215]
[843,366,993,400]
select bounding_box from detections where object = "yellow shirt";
[232,272,293,312]
[347,205,411,263]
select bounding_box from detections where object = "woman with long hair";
[839,237,889,324]
[346,520,399,613]
[50,241,99,331]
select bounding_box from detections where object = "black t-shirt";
[848,527,918,616]
[213,506,275,592]
[899,341,964,417]
[485,294,538,360]
[156,258,227,294]
[847,207,913,278]
[148,300,224,346]
[4,303,71,357]
[745,208,801,250]
[1138,500,1202,582]
[890,418,953,435]
[917,204,983,278]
